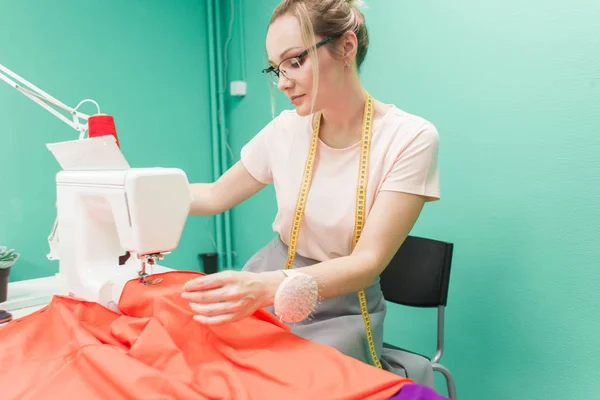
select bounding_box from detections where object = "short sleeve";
[240,118,276,185]
[379,122,440,201]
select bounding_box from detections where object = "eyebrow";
[268,46,303,65]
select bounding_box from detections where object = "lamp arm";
[0,63,101,140]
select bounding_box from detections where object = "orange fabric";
[0,271,412,399]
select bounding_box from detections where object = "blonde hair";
[267,0,369,116]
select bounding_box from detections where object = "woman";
[182,0,440,381]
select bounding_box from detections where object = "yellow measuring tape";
[284,92,382,369]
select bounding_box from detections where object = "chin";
[294,106,311,117]
[293,101,319,117]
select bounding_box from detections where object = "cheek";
[324,60,345,88]
[295,57,342,111]
[297,64,314,93]
[314,60,342,101]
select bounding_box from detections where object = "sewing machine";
[48,136,192,312]
[0,62,192,317]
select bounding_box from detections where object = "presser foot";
[138,271,163,286]
[137,253,166,285]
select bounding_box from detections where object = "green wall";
[225,0,600,399]
[1,1,599,399]
[0,0,217,281]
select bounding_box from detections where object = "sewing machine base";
[60,261,174,313]
[0,264,174,326]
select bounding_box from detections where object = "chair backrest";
[379,235,454,308]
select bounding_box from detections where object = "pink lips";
[290,94,304,104]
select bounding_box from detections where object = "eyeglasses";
[262,35,341,85]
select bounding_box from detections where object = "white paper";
[46,135,130,171]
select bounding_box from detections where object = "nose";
[277,73,294,91]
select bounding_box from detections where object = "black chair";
[380,235,457,400]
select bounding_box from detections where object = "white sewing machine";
[46,136,192,311]
[0,63,191,319]
[54,164,191,312]
[1,136,193,321]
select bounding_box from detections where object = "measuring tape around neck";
[284,93,383,369]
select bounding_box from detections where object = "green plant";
[0,246,19,269]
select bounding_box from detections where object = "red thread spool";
[88,114,120,147]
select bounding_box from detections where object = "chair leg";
[432,362,457,400]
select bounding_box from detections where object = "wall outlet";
[230,80,247,96]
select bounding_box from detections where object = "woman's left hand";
[181,270,282,325]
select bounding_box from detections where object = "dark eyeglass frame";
[262,34,342,79]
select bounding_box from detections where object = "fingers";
[181,286,242,304]
[192,305,253,325]
[182,271,237,292]
[189,300,244,317]
[182,276,224,292]
[181,271,259,325]
[193,313,235,325]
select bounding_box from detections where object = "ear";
[340,31,359,64]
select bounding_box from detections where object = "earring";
[345,60,351,67]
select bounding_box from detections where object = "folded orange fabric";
[0,271,412,399]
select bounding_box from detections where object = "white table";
[0,275,58,326]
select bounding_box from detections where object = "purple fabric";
[388,384,450,400]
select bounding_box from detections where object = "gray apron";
[242,237,435,388]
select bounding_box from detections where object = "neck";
[320,78,367,134]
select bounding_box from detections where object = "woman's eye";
[289,58,303,68]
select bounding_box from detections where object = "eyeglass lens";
[267,57,304,85]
